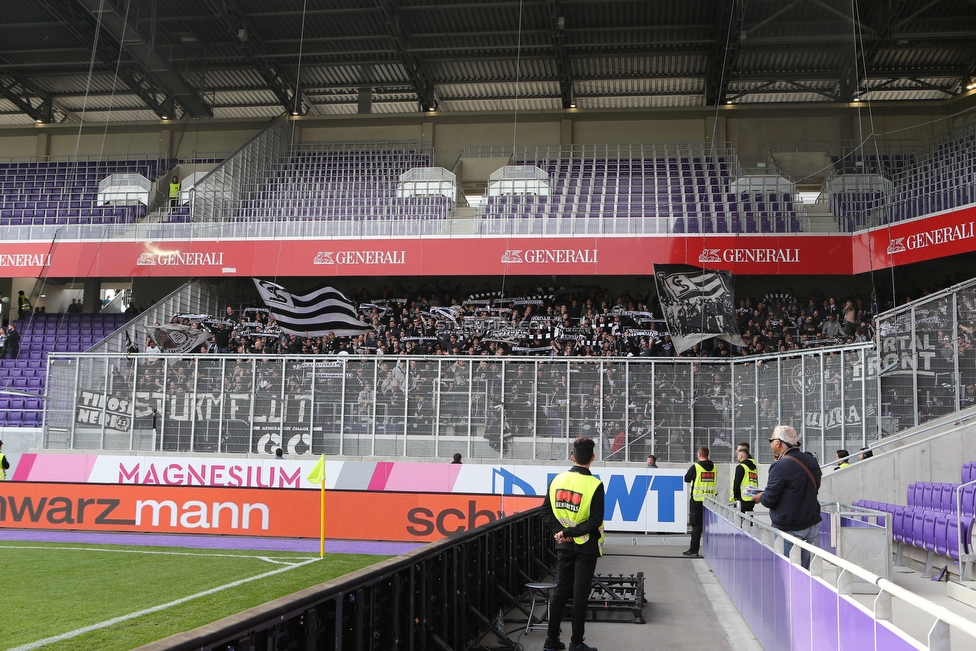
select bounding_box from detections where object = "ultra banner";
[13,454,689,533]
[0,482,541,542]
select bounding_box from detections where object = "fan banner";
[654,264,745,354]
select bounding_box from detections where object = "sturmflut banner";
[654,264,744,354]
[253,279,374,337]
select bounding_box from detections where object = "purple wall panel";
[811,579,840,651]
[789,566,813,651]
[875,620,923,651]
[838,597,876,651]
[770,554,793,651]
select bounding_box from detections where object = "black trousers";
[547,546,598,645]
[689,499,703,553]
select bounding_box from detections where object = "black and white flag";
[653,264,744,354]
[253,279,374,337]
[147,324,213,354]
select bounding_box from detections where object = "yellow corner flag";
[307,454,326,484]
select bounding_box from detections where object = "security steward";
[683,446,716,556]
[169,175,181,208]
[834,449,851,471]
[0,440,9,481]
[543,436,604,651]
[730,443,759,513]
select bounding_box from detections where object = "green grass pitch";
[1,541,387,651]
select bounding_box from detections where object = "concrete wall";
[819,407,976,505]
[1,103,967,169]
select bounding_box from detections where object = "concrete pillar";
[82,278,101,313]
[36,132,50,158]
[421,121,434,163]
[560,119,573,146]
[358,87,373,115]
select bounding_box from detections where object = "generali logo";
[501,249,597,263]
[0,253,52,267]
[313,251,405,264]
[886,238,906,254]
[136,251,225,266]
[887,222,974,255]
[698,248,799,263]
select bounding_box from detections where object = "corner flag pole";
[319,475,325,558]
[306,454,327,557]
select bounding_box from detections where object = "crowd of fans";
[159,284,890,360]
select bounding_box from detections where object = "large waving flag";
[147,324,213,354]
[654,264,744,354]
[253,279,374,337]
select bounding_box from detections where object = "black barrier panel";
[134,506,554,651]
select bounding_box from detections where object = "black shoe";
[682,549,700,557]
[543,639,566,651]
[570,642,597,651]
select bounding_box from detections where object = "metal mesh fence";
[876,277,976,438]
[46,346,879,463]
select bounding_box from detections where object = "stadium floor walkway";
[495,533,762,651]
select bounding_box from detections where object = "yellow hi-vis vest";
[549,471,605,555]
[729,460,759,502]
[169,182,181,199]
[0,452,6,481]
[692,462,717,502]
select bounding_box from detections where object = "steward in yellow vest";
[834,449,851,471]
[0,440,9,480]
[544,436,604,651]
[683,446,715,556]
[169,175,181,207]
[730,445,759,513]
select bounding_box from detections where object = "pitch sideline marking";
[0,544,315,564]
[7,557,322,651]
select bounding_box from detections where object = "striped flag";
[653,264,744,354]
[253,279,374,337]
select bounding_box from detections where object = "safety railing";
[704,499,976,651]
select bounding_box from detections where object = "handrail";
[706,499,976,644]
[820,403,976,470]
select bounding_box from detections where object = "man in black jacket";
[754,424,822,569]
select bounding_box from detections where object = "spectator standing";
[3,324,19,359]
[683,446,716,556]
[858,447,873,461]
[754,425,822,569]
[544,436,604,651]
[646,454,658,468]
[273,448,284,460]
[451,452,462,464]
[730,443,759,513]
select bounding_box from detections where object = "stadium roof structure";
[1,0,975,125]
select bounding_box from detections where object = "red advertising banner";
[3,207,973,279]
[853,205,976,273]
[0,483,543,542]
[0,235,852,278]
